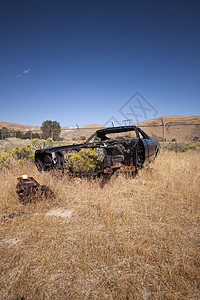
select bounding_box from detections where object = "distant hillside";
[0,121,103,132]
[61,124,105,140]
[135,116,200,142]
[0,116,200,142]
[0,121,40,131]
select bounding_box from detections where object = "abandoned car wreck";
[35,125,159,176]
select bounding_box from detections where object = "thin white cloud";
[23,68,30,74]
[16,68,31,78]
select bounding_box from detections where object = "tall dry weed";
[0,151,199,299]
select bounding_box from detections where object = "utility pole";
[123,119,132,126]
[111,122,115,139]
[161,119,165,153]
[28,128,32,141]
[76,124,80,143]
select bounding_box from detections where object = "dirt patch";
[45,209,73,218]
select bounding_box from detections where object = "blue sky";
[0,0,199,126]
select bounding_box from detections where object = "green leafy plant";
[0,144,35,167]
[68,148,103,173]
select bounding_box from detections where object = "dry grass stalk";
[0,151,199,299]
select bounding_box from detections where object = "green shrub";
[183,142,200,151]
[165,141,200,152]
[0,144,35,167]
[68,148,103,173]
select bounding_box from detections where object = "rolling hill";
[135,116,200,142]
[0,116,200,142]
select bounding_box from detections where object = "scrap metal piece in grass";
[16,176,54,204]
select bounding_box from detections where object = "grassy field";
[0,138,75,154]
[0,151,199,299]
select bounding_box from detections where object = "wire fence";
[1,121,200,152]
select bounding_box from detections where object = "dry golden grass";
[0,151,200,299]
[0,138,29,153]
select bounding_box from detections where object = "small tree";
[41,120,61,140]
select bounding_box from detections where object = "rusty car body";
[35,125,159,176]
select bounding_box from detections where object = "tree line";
[0,127,40,140]
[0,120,61,141]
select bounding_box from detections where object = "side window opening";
[138,128,149,139]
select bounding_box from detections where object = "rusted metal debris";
[16,176,54,204]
